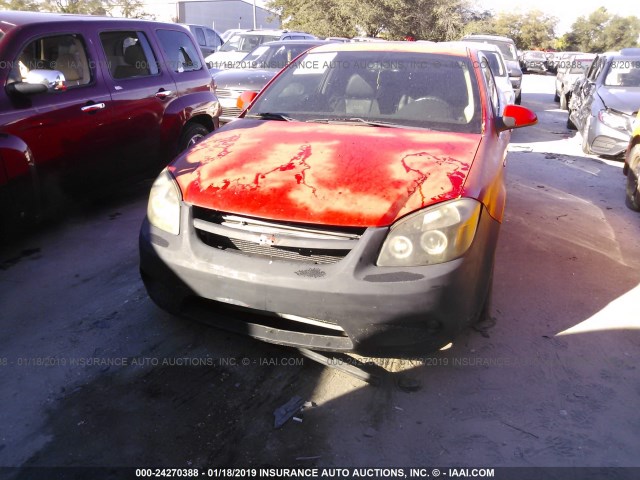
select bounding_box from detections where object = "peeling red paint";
[172,120,481,227]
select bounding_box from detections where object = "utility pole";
[253,0,257,29]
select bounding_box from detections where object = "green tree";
[44,0,111,15]
[0,0,41,11]
[464,10,558,50]
[267,0,475,40]
[564,7,640,52]
[115,0,155,19]
[267,0,359,38]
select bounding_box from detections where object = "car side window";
[194,27,206,47]
[480,54,500,115]
[8,33,92,89]
[156,29,202,73]
[204,28,222,48]
[587,57,603,82]
[99,31,159,80]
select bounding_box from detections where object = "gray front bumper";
[139,203,500,356]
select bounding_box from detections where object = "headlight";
[147,169,182,235]
[598,109,632,133]
[377,198,481,267]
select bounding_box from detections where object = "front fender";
[0,133,41,223]
[160,92,220,158]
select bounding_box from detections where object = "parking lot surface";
[0,74,639,475]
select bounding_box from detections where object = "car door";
[0,29,115,201]
[574,56,605,129]
[97,29,177,174]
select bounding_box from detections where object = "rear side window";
[8,33,92,88]
[480,54,500,114]
[99,31,159,79]
[156,29,202,73]
[193,27,205,46]
[205,28,222,48]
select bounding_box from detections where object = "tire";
[560,93,568,110]
[566,112,576,130]
[515,92,521,105]
[625,146,640,211]
[554,91,559,102]
[178,123,210,153]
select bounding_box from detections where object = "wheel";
[515,92,521,105]
[560,93,568,110]
[554,91,559,102]
[178,123,209,152]
[625,146,640,211]
[566,112,576,130]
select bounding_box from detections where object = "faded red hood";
[171,120,481,227]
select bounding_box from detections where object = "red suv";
[0,11,220,233]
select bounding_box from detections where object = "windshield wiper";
[307,117,420,129]
[245,112,293,121]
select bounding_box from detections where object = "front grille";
[192,207,364,265]
[197,230,349,264]
[221,106,242,118]
[215,88,233,98]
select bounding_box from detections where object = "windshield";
[525,51,546,60]
[483,51,506,77]
[219,33,280,53]
[246,50,482,133]
[569,59,593,74]
[604,59,640,87]
[239,43,317,69]
[465,39,517,61]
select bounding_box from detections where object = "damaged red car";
[139,42,537,356]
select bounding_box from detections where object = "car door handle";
[81,102,106,113]
[155,90,174,99]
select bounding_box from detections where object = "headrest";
[345,74,374,98]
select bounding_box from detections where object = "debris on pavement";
[273,396,305,429]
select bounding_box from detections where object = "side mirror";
[25,69,67,92]
[6,81,48,97]
[236,90,258,110]
[497,104,537,132]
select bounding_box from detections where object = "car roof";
[259,39,332,47]
[0,10,158,27]
[0,11,178,32]
[462,34,516,44]
[310,41,471,57]
[236,29,311,36]
[447,41,502,53]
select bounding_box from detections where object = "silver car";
[554,53,595,110]
[568,49,640,156]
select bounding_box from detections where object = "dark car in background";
[521,50,548,74]
[568,48,640,156]
[0,11,220,234]
[213,39,331,122]
[462,34,523,104]
[185,24,224,57]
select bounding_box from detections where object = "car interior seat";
[52,39,90,86]
[340,73,380,116]
[114,43,150,79]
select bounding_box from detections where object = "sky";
[143,0,640,36]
